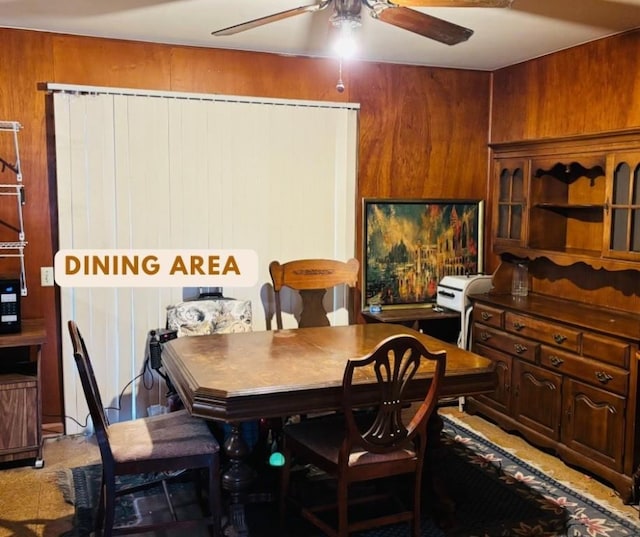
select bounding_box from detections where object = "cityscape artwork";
[363,199,484,308]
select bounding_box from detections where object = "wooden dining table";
[162,323,495,420]
[161,323,496,536]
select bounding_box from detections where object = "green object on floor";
[268,451,285,467]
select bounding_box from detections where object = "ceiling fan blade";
[370,5,473,45]
[390,0,512,7]
[212,1,331,36]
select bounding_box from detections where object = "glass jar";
[511,262,529,297]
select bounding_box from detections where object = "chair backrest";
[269,258,359,329]
[341,334,446,459]
[67,320,113,463]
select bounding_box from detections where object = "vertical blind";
[52,86,358,433]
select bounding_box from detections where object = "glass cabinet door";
[494,158,528,247]
[605,152,640,260]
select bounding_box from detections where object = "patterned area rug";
[435,416,640,537]
[57,415,640,536]
[56,467,202,536]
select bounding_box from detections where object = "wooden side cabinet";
[467,294,639,502]
[480,129,640,503]
[0,319,46,467]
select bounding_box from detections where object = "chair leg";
[161,479,178,521]
[413,473,422,537]
[102,476,117,537]
[337,478,348,537]
[95,477,105,534]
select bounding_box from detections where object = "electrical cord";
[104,353,156,414]
[44,353,161,429]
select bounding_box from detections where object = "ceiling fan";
[211,0,514,47]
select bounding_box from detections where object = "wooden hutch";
[467,129,640,502]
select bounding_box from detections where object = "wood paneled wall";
[491,30,640,143]
[0,29,491,425]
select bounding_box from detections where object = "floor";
[0,429,100,537]
[0,408,638,537]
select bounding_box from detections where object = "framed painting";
[363,198,484,309]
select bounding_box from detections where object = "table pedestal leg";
[426,411,457,529]
[221,422,256,537]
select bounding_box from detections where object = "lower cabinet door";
[473,343,513,415]
[0,376,38,453]
[561,378,625,472]
[512,360,562,440]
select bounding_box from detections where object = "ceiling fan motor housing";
[331,0,363,27]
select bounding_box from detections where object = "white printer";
[436,274,493,350]
[436,273,493,411]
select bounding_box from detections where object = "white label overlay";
[54,249,259,288]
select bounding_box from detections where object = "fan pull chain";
[336,57,345,93]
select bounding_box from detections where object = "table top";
[361,306,459,323]
[162,323,495,422]
[0,319,46,348]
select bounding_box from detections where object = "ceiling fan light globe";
[334,33,358,58]
[332,20,359,59]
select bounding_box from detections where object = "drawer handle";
[513,321,525,331]
[553,334,567,344]
[595,371,613,384]
[480,331,491,342]
[481,312,493,321]
[514,344,528,354]
[549,355,564,367]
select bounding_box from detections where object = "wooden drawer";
[505,312,581,352]
[582,332,631,368]
[473,324,539,363]
[540,345,628,396]
[472,303,504,329]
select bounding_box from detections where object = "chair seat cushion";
[284,415,415,467]
[109,409,219,462]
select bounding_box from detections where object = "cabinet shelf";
[0,372,36,384]
[494,245,640,271]
[534,203,604,210]
[0,241,27,249]
[533,161,604,184]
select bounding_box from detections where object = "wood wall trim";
[490,127,640,158]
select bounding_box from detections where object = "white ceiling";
[1,0,640,70]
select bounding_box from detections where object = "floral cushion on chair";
[166,298,252,337]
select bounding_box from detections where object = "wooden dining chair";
[269,257,360,424]
[67,320,223,537]
[269,257,359,329]
[279,334,446,537]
